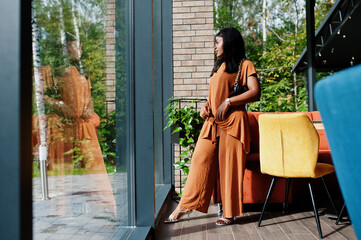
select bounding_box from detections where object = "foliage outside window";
[214,0,335,112]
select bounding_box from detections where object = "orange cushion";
[246,153,260,171]
[318,149,333,164]
[243,169,291,204]
[247,112,259,154]
[318,129,330,150]
[311,111,322,121]
[250,112,264,121]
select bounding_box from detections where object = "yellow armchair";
[257,113,337,238]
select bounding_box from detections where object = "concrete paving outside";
[32,173,133,240]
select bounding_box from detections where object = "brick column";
[173,0,214,99]
[172,0,214,194]
[105,0,116,113]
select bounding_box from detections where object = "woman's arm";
[228,75,260,105]
[215,75,260,121]
[43,95,75,120]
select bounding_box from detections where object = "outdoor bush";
[97,111,116,171]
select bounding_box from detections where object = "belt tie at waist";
[208,117,219,144]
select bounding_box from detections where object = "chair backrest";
[315,64,361,240]
[259,113,319,178]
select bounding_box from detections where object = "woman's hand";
[200,102,211,119]
[81,98,95,120]
[59,102,75,121]
[81,107,94,120]
[215,100,230,121]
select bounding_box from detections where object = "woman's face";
[214,36,224,58]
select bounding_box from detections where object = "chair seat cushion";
[274,163,335,178]
[313,163,335,178]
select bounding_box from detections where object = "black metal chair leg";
[336,203,346,225]
[283,178,291,213]
[308,180,323,238]
[258,177,277,227]
[321,177,338,216]
[217,203,223,217]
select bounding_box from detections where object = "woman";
[165,27,260,225]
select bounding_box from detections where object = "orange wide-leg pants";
[179,128,246,218]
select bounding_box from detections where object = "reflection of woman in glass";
[33,39,117,216]
[32,0,117,223]
[60,40,104,171]
[165,27,260,225]
[39,40,104,172]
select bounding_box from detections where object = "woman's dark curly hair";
[211,27,246,76]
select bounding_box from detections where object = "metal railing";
[169,98,207,195]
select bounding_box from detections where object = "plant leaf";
[172,126,183,134]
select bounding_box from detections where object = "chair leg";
[321,177,338,216]
[258,177,277,227]
[217,203,223,217]
[336,203,346,225]
[308,180,323,238]
[283,178,291,213]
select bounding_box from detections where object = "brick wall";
[172,0,214,193]
[173,0,214,99]
[105,0,116,113]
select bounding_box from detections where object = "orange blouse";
[58,66,91,120]
[199,60,257,154]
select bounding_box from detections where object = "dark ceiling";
[292,0,361,72]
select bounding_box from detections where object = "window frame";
[0,0,33,239]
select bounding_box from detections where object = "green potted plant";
[164,98,205,194]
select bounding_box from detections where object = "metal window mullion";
[126,0,136,227]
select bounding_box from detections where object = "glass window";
[153,0,173,215]
[153,0,165,205]
[31,0,132,238]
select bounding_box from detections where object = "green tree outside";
[214,0,334,112]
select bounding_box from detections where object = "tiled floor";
[156,199,356,240]
[33,174,357,240]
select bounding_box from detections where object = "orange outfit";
[179,60,256,218]
[32,65,105,172]
[32,114,65,170]
[57,66,105,171]
[33,65,116,216]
